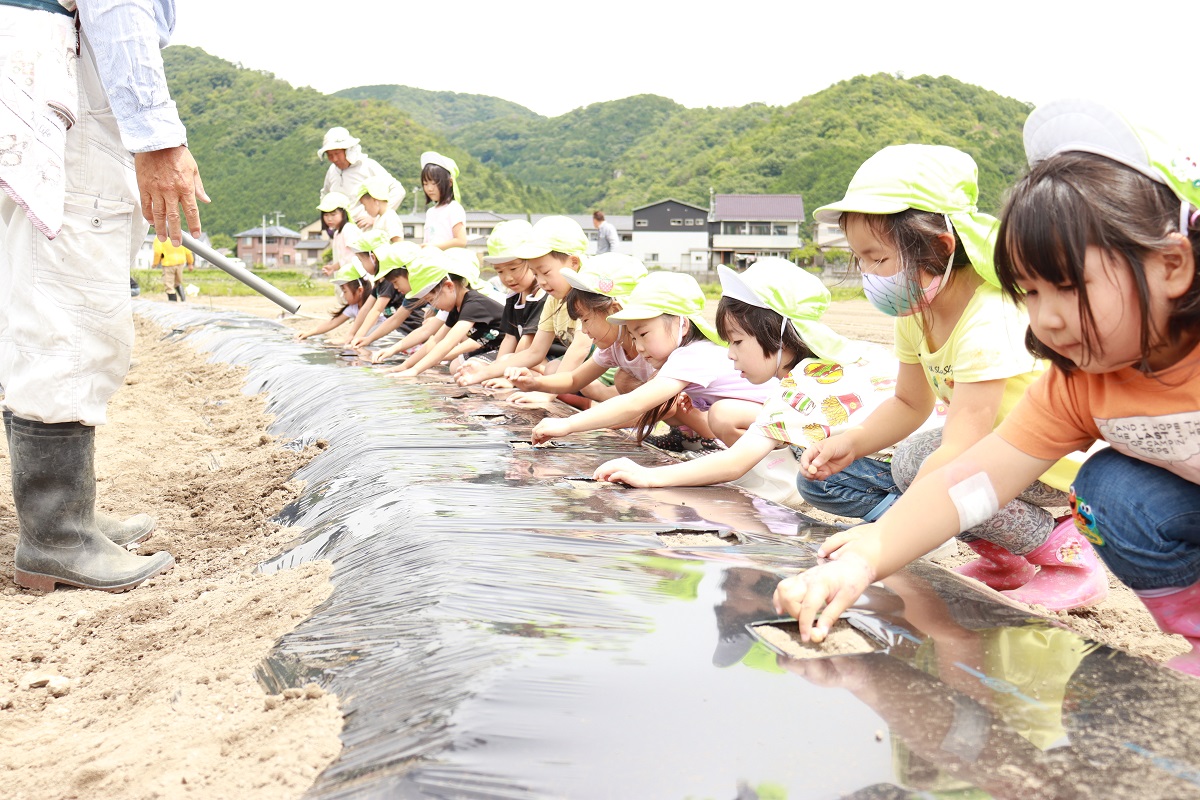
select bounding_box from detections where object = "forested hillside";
[595,74,1031,217]
[169,48,1033,237]
[162,47,558,237]
[333,85,539,132]
[425,74,1030,216]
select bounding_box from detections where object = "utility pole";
[273,211,285,228]
[261,214,267,268]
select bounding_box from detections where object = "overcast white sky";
[173,0,1197,146]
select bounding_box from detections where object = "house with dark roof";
[631,198,710,271]
[234,224,303,267]
[709,194,805,268]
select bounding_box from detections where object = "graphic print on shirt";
[803,362,843,384]
[1097,410,1200,484]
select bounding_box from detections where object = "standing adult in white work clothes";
[319,126,405,230]
[0,0,206,592]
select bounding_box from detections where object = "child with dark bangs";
[420,151,468,250]
[531,271,769,447]
[504,253,656,405]
[389,248,503,377]
[775,102,1200,676]
[594,258,920,507]
[788,144,1102,613]
[297,266,374,344]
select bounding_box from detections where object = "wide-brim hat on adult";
[1023,99,1200,214]
[318,127,359,158]
[513,215,589,260]
[606,270,723,344]
[718,258,865,364]
[813,144,1001,286]
[561,252,647,300]
[482,219,536,264]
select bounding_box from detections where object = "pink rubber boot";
[1001,517,1108,611]
[1138,582,1200,677]
[953,539,1036,591]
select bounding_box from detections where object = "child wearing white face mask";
[796,144,1105,612]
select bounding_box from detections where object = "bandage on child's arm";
[946,471,1000,530]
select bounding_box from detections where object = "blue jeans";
[1072,448,1200,591]
[794,453,900,522]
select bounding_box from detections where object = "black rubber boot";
[2,411,154,547]
[176,284,186,302]
[167,293,178,302]
[8,416,173,592]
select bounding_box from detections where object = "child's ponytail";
[633,318,708,443]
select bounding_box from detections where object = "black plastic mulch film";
[139,303,1200,800]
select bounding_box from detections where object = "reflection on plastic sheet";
[137,302,1200,800]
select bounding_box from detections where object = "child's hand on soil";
[532,418,571,445]
[370,349,393,364]
[456,361,486,386]
[773,552,875,643]
[504,367,540,391]
[593,457,653,487]
[481,377,513,390]
[394,368,419,378]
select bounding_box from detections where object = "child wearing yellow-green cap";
[388,248,504,377]
[774,142,1104,629]
[353,242,430,349]
[297,262,374,343]
[453,220,549,377]
[530,271,772,448]
[778,102,1200,671]
[505,253,657,405]
[358,175,404,244]
[342,237,420,347]
[455,216,595,388]
[317,192,360,277]
[592,257,938,510]
[421,151,468,250]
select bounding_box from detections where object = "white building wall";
[631,231,708,270]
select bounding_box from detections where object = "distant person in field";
[319,127,405,230]
[593,210,619,254]
[152,236,194,302]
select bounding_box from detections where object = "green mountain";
[449,94,684,213]
[430,73,1030,217]
[596,74,1032,217]
[166,54,1032,236]
[162,47,558,237]
[332,85,539,132]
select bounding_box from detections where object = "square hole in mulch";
[749,618,881,659]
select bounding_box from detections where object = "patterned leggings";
[891,429,1066,555]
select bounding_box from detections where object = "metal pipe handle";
[179,232,301,314]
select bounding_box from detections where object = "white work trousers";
[0,20,145,426]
